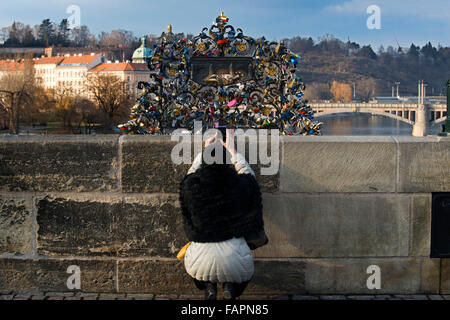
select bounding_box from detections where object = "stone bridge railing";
[0,135,449,295]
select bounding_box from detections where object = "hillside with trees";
[286,35,450,101]
[1,19,449,102]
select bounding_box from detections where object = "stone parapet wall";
[0,135,449,294]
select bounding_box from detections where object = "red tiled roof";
[0,60,25,71]
[33,57,64,65]
[60,54,101,65]
[88,62,149,72]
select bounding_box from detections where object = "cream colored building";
[33,54,105,96]
[88,61,150,96]
[1,41,152,99]
[33,56,64,89]
[54,54,104,95]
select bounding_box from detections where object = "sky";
[1,0,449,49]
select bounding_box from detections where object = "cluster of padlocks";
[118,13,322,135]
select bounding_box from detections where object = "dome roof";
[132,37,152,62]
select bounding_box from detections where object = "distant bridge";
[309,103,447,135]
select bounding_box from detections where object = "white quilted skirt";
[184,237,254,283]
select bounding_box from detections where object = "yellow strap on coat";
[176,241,192,260]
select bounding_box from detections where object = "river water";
[2,113,443,136]
[317,113,442,136]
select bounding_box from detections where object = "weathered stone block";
[117,258,437,295]
[120,135,278,193]
[0,135,118,192]
[396,137,450,192]
[117,259,306,295]
[0,194,33,254]
[232,132,280,192]
[0,258,115,293]
[247,260,306,294]
[36,193,187,257]
[280,136,396,192]
[255,193,410,258]
[250,164,279,193]
[118,259,197,294]
[120,135,189,193]
[305,257,440,294]
[410,194,432,256]
[441,259,450,294]
[247,139,279,193]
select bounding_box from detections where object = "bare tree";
[70,25,92,47]
[98,29,137,48]
[0,57,35,133]
[73,96,101,134]
[330,81,352,102]
[304,82,332,102]
[0,26,11,43]
[50,84,77,128]
[357,78,382,102]
[22,85,54,126]
[85,73,131,132]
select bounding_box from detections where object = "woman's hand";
[204,132,218,148]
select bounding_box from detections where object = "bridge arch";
[313,109,415,126]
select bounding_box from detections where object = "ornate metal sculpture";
[118,12,322,135]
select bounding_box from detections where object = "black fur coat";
[179,163,264,243]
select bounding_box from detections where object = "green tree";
[38,19,55,46]
[57,19,70,46]
[4,21,21,46]
[22,25,36,46]
[420,42,437,60]
[358,45,377,60]
[407,44,420,58]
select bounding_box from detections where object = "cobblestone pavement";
[0,292,449,300]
